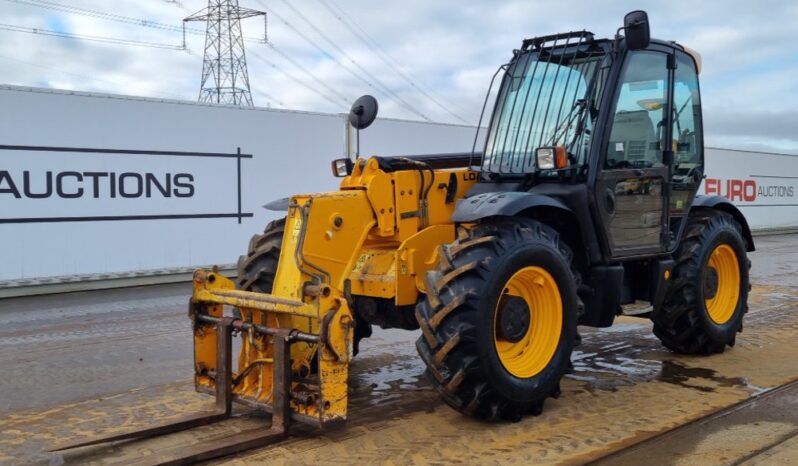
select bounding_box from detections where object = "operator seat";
[607,110,657,165]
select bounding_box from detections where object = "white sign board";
[0,146,246,222]
[702,148,798,231]
[0,85,479,282]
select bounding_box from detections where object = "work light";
[536,146,568,170]
[332,158,353,177]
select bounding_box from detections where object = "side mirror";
[348,95,378,130]
[348,95,379,158]
[623,10,650,50]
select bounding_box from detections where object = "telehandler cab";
[54,10,753,464]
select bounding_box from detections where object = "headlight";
[536,147,555,170]
[331,158,353,177]
[536,146,568,170]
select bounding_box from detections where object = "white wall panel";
[702,148,798,231]
[0,86,478,281]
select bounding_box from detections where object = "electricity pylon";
[184,1,265,106]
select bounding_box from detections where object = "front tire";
[652,209,750,354]
[415,220,578,421]
[237,218,286,293]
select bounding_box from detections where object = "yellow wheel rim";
[494,266,562,378]
[704,244,741,324]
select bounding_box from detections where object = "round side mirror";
[349,95,379,130]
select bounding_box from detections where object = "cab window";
[605,51,668,169]
[670,50,704,215]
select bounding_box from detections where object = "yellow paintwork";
[494,266,563,378]
[395,224,454,305]
[705,243,741,324]
[190,155,478,427]
[348,248,397,298]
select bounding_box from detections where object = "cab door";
[596,49,672,258]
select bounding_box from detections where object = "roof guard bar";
[522,30,595,51]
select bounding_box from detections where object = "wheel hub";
[498,295,531,343]
[704,266,719,299]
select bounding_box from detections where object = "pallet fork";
[50,290,322,465]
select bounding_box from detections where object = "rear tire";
[652,209,750,354]
[415,220,578,421]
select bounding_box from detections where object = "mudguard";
[451,191,573,223]
[691,195,755,251]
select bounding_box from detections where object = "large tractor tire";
[236,217,371,355]
[237,218,286,293]
[416,220,578,421]
[652,209,750,354]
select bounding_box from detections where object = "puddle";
[657,360,748,392]
[570,324,750,395]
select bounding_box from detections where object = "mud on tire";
[652,209,750,354]
[415,219,578,421]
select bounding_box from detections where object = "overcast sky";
[0,0,796,153]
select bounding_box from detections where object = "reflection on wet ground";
[570,322,750,395]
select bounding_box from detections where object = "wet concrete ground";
[0,234,796,465]
[594,380,798,466]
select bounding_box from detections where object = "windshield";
[482,44,606,175]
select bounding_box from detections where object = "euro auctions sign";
[0,145,253,224]
[705,177,795,203]
[701,148,798,231]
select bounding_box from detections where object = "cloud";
[0,0,796,153]
[706,109,798,152]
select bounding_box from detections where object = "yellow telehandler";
[54,11,753,464]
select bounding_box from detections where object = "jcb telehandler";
[55,11,753,464]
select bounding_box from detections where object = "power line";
[3,0,266,43]
[256,0,432,121]
[0,22,184,49]
[248,48,346,108]
[0,53,188,100]
[6,0,186,32]
[251,87,286,108]
[5,0,331,109]
[252,1,376,94]
[318,0,471,124]
[0,25,285,106]
[276,0,432,121]
[262,44,350,103]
